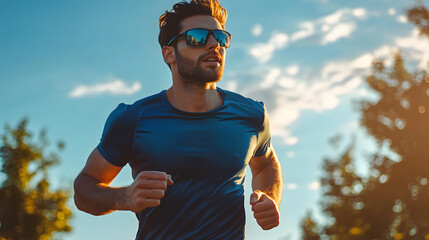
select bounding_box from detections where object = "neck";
[166,82,223,113]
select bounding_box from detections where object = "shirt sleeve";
[254,103,271,157]
[97,103,136,167]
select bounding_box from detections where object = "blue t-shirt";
[97,88,271,240]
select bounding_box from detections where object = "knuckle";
[158,190,165,198]
[155,171,167,179]
[266,200,275,207]
[251,205,258,212]
[136,197,146,204]
[134,180,145,188]
[151,189,164,199]
[150,199,161,207]
[137,171,147,179]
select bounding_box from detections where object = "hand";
[250,190,280,230]
[124,171,173,213]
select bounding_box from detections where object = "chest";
[130,114,259,179]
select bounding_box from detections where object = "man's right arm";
[73,148,173,216]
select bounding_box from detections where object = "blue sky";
[1,0,429,239]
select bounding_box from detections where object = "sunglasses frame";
[167,28,232,48]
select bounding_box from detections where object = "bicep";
[80,148,123,185]
[249,146,279,176]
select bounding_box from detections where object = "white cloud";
[270,33,289,48]
[397,15,407,23]
[249,8,368,62]
[251,24,263,37]
[291,21,315,42]
[294,8,367,45]
[285,183,298,190]
[321,8,367,24]
[239,44,400,144]
[323,10,343,24]
[286,151,296,158]
[358,88,368,96]
[286,65,300,76]
[69,78,141,98]
[340,121,360,134]
[388,8,396,16]
[321,22,356,45]
[278,76,296,89]
[242,24,428,146]
[224,80,238,92]
[250,33,289,63]
[249,44,275,63]
[284,137,298,145]
[395,28,429,69]
[263,97,300,144]
[309,181,321,190]
[352,8,367,18]
[260,68,282,88]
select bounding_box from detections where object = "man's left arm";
[249,146,283,230]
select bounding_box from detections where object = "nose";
[205,33,220,50]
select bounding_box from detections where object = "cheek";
[221,51,226,64]
[183,50,201,62]
[220,49,226,58]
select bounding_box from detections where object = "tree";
[359,49,429,240]
[407,4,429,37]
[300,4,429,240]
[301,211,321,240]
[321,140,371,240]
[0,119,72,240]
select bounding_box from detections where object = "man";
[73,0,283,239]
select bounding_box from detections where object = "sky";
[1,0,429,239]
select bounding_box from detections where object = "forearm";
[73,173,128,216]
[252,154,283,206]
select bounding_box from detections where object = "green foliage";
[0,119,72,240]
[407,5,429,38]
[300,4,429,240]
[301,212,321,240]
[320,141,369,240]
[358,53,429,240]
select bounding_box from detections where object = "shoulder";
[109,91,164,120]
[104,91,165,131]
[219,88,266,115]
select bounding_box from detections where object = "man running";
[74,0,283,239]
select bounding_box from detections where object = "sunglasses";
[167,28,232,48]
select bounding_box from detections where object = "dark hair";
[158,0,228,48]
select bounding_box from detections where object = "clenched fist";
[124,171,173,213]
[250,190,280,230]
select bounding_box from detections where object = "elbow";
[74,174,112,216]
[73,190,104,216]
[73,189,86,213]
[73,176,86,213]
[73,193,85,213]
[73,175,103,216]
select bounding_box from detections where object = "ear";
[162,46,175,65]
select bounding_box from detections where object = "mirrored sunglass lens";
[186,29,209,46]
[214,31,230,47]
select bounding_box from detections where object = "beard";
[175,48,224,86]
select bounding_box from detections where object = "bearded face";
[174,47,224,85]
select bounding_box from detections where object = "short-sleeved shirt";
[97,88,271,240]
